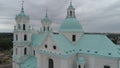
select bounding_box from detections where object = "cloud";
[0,0,120,33]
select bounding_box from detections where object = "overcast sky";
[0,0,120,33]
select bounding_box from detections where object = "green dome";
[60,18,83,32]
[15,9,29,20]
[41,17,52,24]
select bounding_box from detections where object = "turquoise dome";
[41,17,52,24]
[60,18,83,32]
[15,8,29,20]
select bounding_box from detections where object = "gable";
[40,34,64,53]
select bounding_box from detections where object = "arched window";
[23,24,25,30]
[16,34,18,41]
[16,48,17,55]
[72,35,76,42]
[33,50,35,55]
[104,65,110,68]
[78,65,81,68]
[44,26,45,31]
[24,34,27,41]
[24,48,27,55]
[70,11,72,16]
[18,24,20,29]
[53,46,56,50]
[45,44,47,48]
[48,27,49,31]
[49,58,54,68]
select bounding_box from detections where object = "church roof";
[59,18,83,32]
[31,33,120,58]
[20,56,37,68]
[31,33,47,46]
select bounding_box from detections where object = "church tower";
[60,1,84,44]
[13,1,32,68]
[67,1,76,18]
[41,9,52,32]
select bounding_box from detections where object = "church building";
[13,1,120,68]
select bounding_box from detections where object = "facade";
[13,2,120,68]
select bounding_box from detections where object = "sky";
[0,0,120,33]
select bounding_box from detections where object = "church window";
[33,50,35,55]
[49,58,54,68]
[78,65,81,68]
[23,24,25,30]
[16,48,17,55]
[16,34,18,41]
[72,35,76,42]
[95,51,98,53]
[108,53,111,55]
[70,11,72,16]
[44,26,45,31]
[48,27,49,31]
[24,48,27,55]
[24,34,27,41]
[53,46,56,50]
[104,65,110,68]
[18,24,20,29]
[45,44,47,48]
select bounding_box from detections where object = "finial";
[21,0,24,12]
[45,8,48,17]
[70,0,72,6]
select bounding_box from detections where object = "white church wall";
[60,58,69,68]
[79,54,118,68]
[67,55,77,68]
[38,54,61,68]
[94,56,118,68]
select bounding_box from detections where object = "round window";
[45,44,47,48]
[53,46,56,50]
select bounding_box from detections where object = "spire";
[15,0,29,21]
[21,0,24,13]
[45,8,48,18]
[70,0,73,7]
[68,0,74,9]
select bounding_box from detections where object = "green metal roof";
[60,18,83,32]
[20,56,37,68]
[31,33,47,46]
[31,33,120,58]
[51,33,120,57]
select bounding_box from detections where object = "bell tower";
[60,1,84,44]
[13,1,32,68]
[41,9,52,32]
[67,1,76,18]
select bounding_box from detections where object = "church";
[13,1,120,68]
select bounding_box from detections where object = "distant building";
[13,1,120,68]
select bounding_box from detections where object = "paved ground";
[0,64,12,68]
